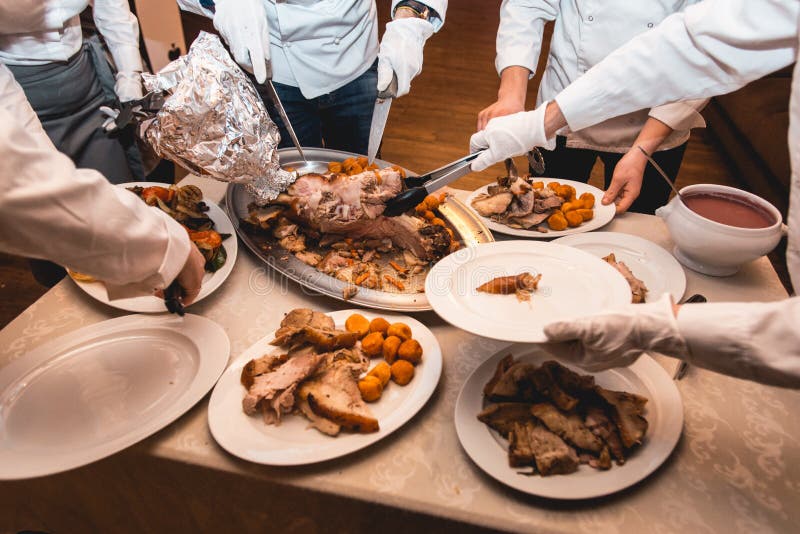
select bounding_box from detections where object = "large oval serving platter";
[226,148,493,312]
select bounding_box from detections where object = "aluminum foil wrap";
[142,32,294,203]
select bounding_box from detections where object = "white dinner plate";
[553,232,687,302]
[0,314,230,480]
[465,178,615,238]
[455,346,683,500]
[208,310,442,466]
[424,241,631,343]
[70,182,238,313]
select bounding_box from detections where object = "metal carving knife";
[367,74,398,165]
[263,62,306,162]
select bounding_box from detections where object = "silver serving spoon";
[636,146,685,202]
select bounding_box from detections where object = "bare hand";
[477,94,525,131]
[602,149,647,214]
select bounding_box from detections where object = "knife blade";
[264,79,306,162]
[367,74,398,165]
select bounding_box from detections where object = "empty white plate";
[455,346,683,499]
[554,232,686,302]
[0,314,230,479]
[425,241,631,343]
[208,310,442,466]
[70,182,238,313]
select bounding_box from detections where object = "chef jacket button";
[587,15,594,22]
[334,37,341,45]
[647,22,654,28]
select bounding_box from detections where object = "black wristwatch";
[393,0,439,22]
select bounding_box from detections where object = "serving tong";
[382,152,484,216]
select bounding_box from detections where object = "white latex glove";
[469,103,556,172]
[539,294,689,372]
[115,71,143,103]
[377,18,434,98]
[213,0,270,83]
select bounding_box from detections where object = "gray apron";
[7,36,144,184]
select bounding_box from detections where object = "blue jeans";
[255,62,378,155]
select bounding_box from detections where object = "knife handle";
[378,73,398,99]
[383,187,428,217]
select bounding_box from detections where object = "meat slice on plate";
[483,354,515,397]
[584,406,626,464]
[595,386,649,448]
[241,350,326,419]
[477,402,536,439]
[509,421,579,475]
[529,364,580,412]
[603,253,649,303]
[299,360,379,433]
[471,191,513,216]
[530,402,604,453]
[484,362,541,402]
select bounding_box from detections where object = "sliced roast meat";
[299,360,379,433]
[530,403,604,453]
[595,386,649,448]
[477,402,536,438]
[242,350,326,417]
[584,406,626,464]
[471,191,513,216]
[509,421,579,475]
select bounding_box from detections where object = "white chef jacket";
[554,0,800,387]
[177,0,448,100]
[0,0,143,97]
[0,64,190,297]
[497,0,708,152]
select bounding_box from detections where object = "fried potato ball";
[361,331,385,357]
[423,210,436,221]
[560,201,578,212]
[391,360,415,386]
[358,375,383,402]
[369,317,391,334]
[565,210,583,227]
[576,208,594,221]
[382,335,402,364]
[328,162,343,173]
[386,322,412,341]
[368,361,392,387]
[345,313,370,338]
[397,339,423,365]
[431,217,446,227]
[531,181,544,190]
[356,156,369,168]
[424,194,441,211]
[580,192,596,208]
[547,181,561,191]
[548,212,568,231]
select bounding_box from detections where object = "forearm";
[676,299,800,388]
[92,0,144,75]
[632,117,673,154]
[498,66,531,107]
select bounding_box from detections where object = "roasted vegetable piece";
[391,360,415,385]
[345,314,370,338]
[205,245,227,272]
[565,211,583,227]
[382,335,402,364]
[548,212,568,231]
[358,375,383,402]
[368,361,392,386]
[188,229,223,250]
[141,186,174,205]
[397,339,423,365]
[361,331,385,357]
[386,322,412,341]
[369,317,391,334]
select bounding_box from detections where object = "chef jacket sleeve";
[676,299,800,389]
[648,98,709,132]
[0,65,190,297]
[555,0,799,132]
[495,0,558,77]
[391,1,448,31]
[91,0,144,76]
[175,0,214,18]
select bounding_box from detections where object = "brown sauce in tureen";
[681,192,776,229]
